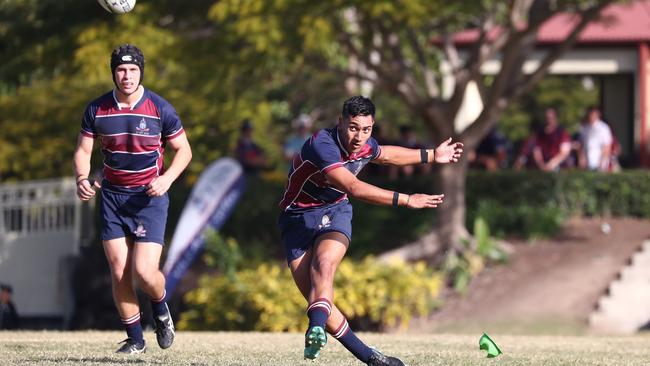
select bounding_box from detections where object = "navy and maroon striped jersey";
[80,89,184,190]
[279,127,381,211]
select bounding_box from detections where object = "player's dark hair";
[342,96,375,119]
[110,44,145,86]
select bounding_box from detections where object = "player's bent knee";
[311,258,338,280]
[133,265,157,285]
[109,266,130,283]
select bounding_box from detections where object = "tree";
[210,0,618,260]
[0,0,293,181]
[0,0,619,259]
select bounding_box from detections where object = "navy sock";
[307,298,332,329]
[150,290,168,318]
[122,313,144,343]
[331,319,373,362]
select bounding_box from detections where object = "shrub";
[178,258,443,331]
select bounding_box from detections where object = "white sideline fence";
[0,178,94,324]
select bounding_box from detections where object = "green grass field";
[1,331,650,365]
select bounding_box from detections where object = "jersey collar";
[112,87,146,110]
[334,127,351,159]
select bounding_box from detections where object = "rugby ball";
[98,0,136,14]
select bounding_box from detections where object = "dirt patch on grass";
[414,217,650,334]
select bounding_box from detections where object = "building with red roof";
[452,0,650,166]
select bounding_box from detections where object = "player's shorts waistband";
[101,179,149,195]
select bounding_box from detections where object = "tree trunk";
[434,158,470,257]
[378,158,470,264]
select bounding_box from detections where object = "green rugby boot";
[304,326,327,360]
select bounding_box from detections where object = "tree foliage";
[0,0,329,181]
[0,0,621,259]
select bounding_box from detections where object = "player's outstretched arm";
[374,138,463,166]
[326,167,443,208]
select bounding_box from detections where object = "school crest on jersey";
[136,118,150,134]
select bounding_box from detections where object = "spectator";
[609,132,622,172]
[513,133,537,171]
[579,106,613,171]
[531,107,572,171]
[469,127,509,171]
[568,127,583,170]
[0,284,19,330]
[235,120,268,175]
[283,114,313,161]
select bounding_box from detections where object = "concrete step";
[641,240,650,252]
[618,266,650,282]
[593,308,650,326]
[589,312,642,334]
[630,251,650,266]
[608,280,650,297]
[589,240,650,334]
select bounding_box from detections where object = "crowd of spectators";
[510,105,620,173]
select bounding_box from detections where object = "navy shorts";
[100,188,169,245]
[278,200,353,263]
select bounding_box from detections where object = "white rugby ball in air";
[98,0,136,14]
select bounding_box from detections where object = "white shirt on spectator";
[580,119,612,170]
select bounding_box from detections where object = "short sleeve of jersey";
[149,91,183,141]
[308,131,344,172]
[158,97,184,141]
[80,103,97,138]
[367,136,382,160]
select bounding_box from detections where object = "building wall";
[0,179,85,322]
[0,231,77,316]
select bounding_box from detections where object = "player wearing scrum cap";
[73,44,192,354]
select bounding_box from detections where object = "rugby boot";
[367,349,405,366]
[304,325,327,359]
[153,303,175,349]
[116,338,146,354]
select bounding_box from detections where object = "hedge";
[167,170,650,258]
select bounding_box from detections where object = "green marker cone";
[479,332,502,358]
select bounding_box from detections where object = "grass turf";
[1,331,649,365]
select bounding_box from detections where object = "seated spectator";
[235,120,268,175]
[0,284,18,330]
[513,134,537,171]
[531,107,572,171]
[283,114,313,162]
[469,127,509,171]
[578,106,614,172]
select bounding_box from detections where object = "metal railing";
[0,178,79,236]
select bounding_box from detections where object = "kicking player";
[73,44,192,354]
[278,96,463,365]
